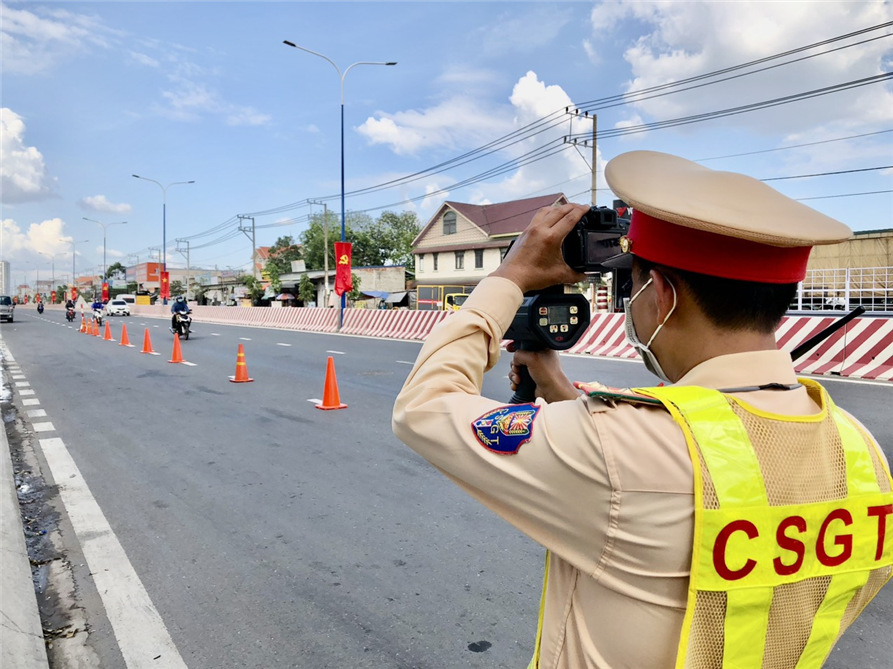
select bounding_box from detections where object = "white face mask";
[623,275,677,383]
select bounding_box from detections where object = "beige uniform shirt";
[392,277,889,669]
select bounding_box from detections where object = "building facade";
[0,261,10,295]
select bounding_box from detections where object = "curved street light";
[132,175,194,304]
[283,40,396,329]
[59,238,90,298]
[83,217,127,281]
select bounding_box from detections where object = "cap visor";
[600,253,634,270]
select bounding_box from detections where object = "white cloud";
[0,108,56,203]
[588,1,893,134]
[158,69,271,126]
[96,246,126,259]
[359,71,607,207]
[471,6,573,56]
[78,195,132,214]
[128,50,159,68]
[1,218,72,257]
[0,2,119,75]
[357,96,514,156]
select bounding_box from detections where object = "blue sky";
[2,1,892,286]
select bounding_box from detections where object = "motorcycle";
[93,309,103,327]
[66,307,75,322]
[174,310,193,340]
[37,302,44,314]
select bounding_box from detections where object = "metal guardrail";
[792,267,892,312]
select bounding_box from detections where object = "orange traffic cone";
[120,323,133,347]
[103,321,114,341]
[229,344,254,383]
[141,328,156,354]
[168,334,185,364]
[92,319,100,336]
[80,316,86,333]
[316,356,347,410]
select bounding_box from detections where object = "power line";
[762,165,893,181]
[796,189,893,201]
[694,129,893,162]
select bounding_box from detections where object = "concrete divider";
[93,304,893,381]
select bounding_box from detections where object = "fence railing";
[792,267,892,312]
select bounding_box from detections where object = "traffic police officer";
[392,151,892,668]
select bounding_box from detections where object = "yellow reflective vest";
[529,379,892,668]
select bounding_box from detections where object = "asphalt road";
[2,309,891,668]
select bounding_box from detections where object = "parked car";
[106,299,130,316]
[0,295,13,322]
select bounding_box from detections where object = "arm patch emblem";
[472,404,540,455]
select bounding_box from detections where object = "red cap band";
[628,211,811,283]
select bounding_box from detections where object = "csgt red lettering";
[713,520,758,581]
[816,509,853,567]
[773,515,807,576]
[867,505,893,561]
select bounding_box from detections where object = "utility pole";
[238,215,257,279]
[176,239,191,300]
[309,200,330,307]
[128,254,140,291]
[590,113,598,206]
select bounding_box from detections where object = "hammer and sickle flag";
[334,242,353,297]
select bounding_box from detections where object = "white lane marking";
[181,361,197,367]
[19,389,35,396]
[239,337,251,341]
[22,399,40,406]
[12,374,25,379]
[26,409,47,418]
[276,343,291,347]
[153,325,158,328]
[32,422,55,432]
[38,438,188,668]
[326,350,345,355]
[307,398,322,404]
[396,360,415,365]
[146,352,161,356]
[15,381,30,387]
[211,333,221,336]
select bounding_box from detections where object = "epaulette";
[574,381,664,407]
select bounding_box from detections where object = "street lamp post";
[60,239,90,301]
[39,252,64,302]
[283,40,396,328]
[83,218,127,283]
[132,175,194,304]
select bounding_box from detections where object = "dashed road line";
[12,374,25,379]
[19,389,35,396]
[306,398,322,404]
[326,350,345,355]
[26,409,47,418]
[211,333,221,336]
[396,360,415,365]
[32,422,55,432]
[15,381,30,387]
[38,437,189,668]
[181,361,198,367]
[276,343,291,347]
[240,337,252,341]
[22,399,40,406]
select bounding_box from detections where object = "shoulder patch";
[472,404,540,455]
[574,381,664,407]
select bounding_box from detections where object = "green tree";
[241,276,265,305]
[265,236,303,274]
[347,273,362,303]
[105,261,127,280]
[55,285,67,304]
[298,274,315,305]
[369,211,421,271]
[169,280,185,296]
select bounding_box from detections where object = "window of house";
[443,211,457,235]
[433,253,439,271]
[455,251,464,270]
[474,249,484,269]
[500,247,509,261]
[418,254,424,272]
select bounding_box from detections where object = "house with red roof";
[412,193,568,307]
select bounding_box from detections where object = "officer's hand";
[491,203,589,293]
[507,344,580,403]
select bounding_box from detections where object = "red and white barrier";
[119,303,892,381]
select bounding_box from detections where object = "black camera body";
[561,206,630,273]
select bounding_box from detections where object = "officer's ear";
[649,268,677,323]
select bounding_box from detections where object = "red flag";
[51,290,57,303]
[71,287,78,301]
[160,271,170,299]
[102,282,109,302]
[334,242,353,297]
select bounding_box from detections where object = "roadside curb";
[1,374,50,668]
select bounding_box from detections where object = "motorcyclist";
[91,297,104,321]
[65,298,75,310]
[170,295,190,333]
[37,300,44,313]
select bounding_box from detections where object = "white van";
[117,294,136,306]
